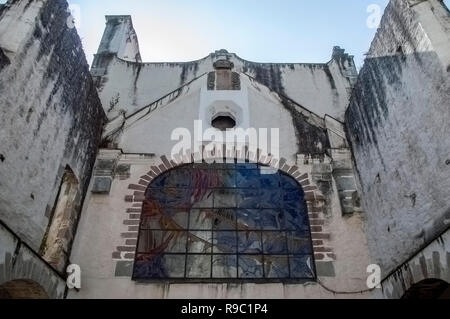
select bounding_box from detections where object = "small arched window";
[211,115,236,131]
[133,162,315,281]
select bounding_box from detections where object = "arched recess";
[402,279,450,299]
[131,161,316,281]
[41,166,80,272]
[0,280,49,299]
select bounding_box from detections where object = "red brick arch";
[0,280,49,299]
[113,150,335,266]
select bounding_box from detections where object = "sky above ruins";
[1,0,449,68]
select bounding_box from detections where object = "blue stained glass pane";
[187,231,213,253]
[149,172,171,188]
[236,163,258,170]
[146,188,168,203]
[287,231,313,254]
[264,256,290,278]
[213,231,237,253]
[212,209,236,230]
[134,254,185,279]
[260,209,283,230]
[237,209,263,230]
[214,189,237,208]
[238,232,262,254]
[290,255,315,278]
[165,169,192,188]
[238,256,264,278]
[283,190,303,210]
[213,255,237,278]
[166,208,189,221]
[283,209,310,232]
[217,169,236,188]
[237,189,262,209]
[186,255,211,278]
[236,169,260,188]
[191,189,214,208]
[259,189,281,209]
[190,209,213,230]
[263,232,288,254]
[259,173,280,188]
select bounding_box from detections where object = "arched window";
[133,162,316,281]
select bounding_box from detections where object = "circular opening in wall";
[211,115,236,131]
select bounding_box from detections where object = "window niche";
[41,167,80,272]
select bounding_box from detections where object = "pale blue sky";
[1,0,449,68]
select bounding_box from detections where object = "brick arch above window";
[114,152,336,280]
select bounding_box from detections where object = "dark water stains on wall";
[245,63,285,95]
[0,4,6,18]
[345,0,450,273]
[179,62,199,85]
[0,47,10,70]
[34,0,105,191]
[323,66,337,90]
[241,62,330,156]
[346,55,406,150]
[280,97,330,156]
[132,63,142,106]
[98,17,122,54]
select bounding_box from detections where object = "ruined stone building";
[0,0,449,299]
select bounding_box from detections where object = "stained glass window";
[133,162,316,281]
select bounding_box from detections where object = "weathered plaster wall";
[91,16,356,121]
[94,15,141,63]
[0,0,105,250]
[346,0,450,274]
